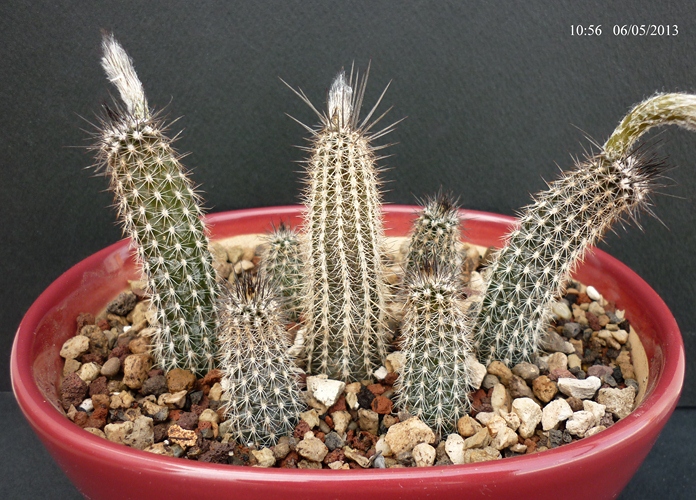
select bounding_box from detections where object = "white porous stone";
[597,386,636,419]
[296,433,329,462]
[467,356,488,390]
[586,286,602,302]
[612,329,629,344]
[500,411,520,432]
[77,362,102,383]
[547,352,568,373]
[557,376,601,399]
[490,383,511,413]
[104,421,133,445]
[60,335,90,360]
[512,398,542,439]
[412,442,437,467]
[384,417,436,455]
[487,416,519,451]
[375,437,393,457]
[475,412,495,426]
[565,411,597,437]
[373,366,389,381]
[585,425,607,438]
[583,400,606,423]
[300,409,321,429]
[542,398,574,431]
[306,375,345,407]
[252,448,276,467]
[331,411,352,435]
[445,433,466,464]
[385,352,406,373]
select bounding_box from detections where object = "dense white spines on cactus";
[94,34,219,374]
[218,273,305,447]
[473,92,696,366]
[289,66,397,381]
[261,223,304,321]
[406,192,462,273]
[395,265,474,435]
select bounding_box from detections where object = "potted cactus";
[10,33,687,499]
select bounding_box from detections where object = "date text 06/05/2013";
[571,25,678,36]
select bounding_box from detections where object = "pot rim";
[11,205,685,483]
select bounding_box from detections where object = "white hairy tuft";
[327,70,354,129]
[101,33,149,119]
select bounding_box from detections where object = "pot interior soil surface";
[54,232,647,469]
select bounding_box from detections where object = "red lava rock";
[323,449,345,465]
[348,462,362,469]
[576,293,591,304]
[200,369,222,387]
[198,442,235,464]
[169,410,182,421]
[349,431,376,452]
[86,405,109,429]
[110,345,131,365]
[177,412,199,430]
[75,312,95,334]
[88,376,109,397]
[96,318,110,331]
[61,373,88,411]
[470,389,492,415]
[315,431,326,441]
[293,420,311,439]
[148,368,164,378]
[324,415,334,430]
[80,353,105,365]
[586,311,601,331]
[524,438,537,453]
[279,451,300,468]
[73,411,89,428]
[548,369,576,381]
[383,372,399,386]
[328,396,347,414]
[366,383,386,396]
[371,395,393,415]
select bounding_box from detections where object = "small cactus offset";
[395,265,474,435]
[473,93,696,366]
[406,192,463,273]
[218,273,305,447]
[292,67,396,381]
[94,34,219,374]
[261,223,304,321]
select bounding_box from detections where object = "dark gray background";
[1,1,694,497]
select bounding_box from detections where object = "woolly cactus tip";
[604,93,696,161]
[328,70,354,129]
[100,32,149,120]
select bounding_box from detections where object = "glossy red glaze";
[11,206,685,499]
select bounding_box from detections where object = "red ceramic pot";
[11,206,685,500]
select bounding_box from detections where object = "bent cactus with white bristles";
[473,93,696,366]
[406,192,463,273]
[289,67,397,381]
[218,273,305,447]
[93,34,219,374]
[395,265,474,435]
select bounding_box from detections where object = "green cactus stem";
[261,223,304,321]
[94,33,218,374]
[395,265,474,435]
[473,93,696,366]
[406,191,463,273]
[289,66,398,381]
[218,273,305,447]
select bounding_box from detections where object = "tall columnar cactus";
[473,93,696,366]
[406,192,462,273]
[218,273,305,446]
[261,223,304,321]
[292,67,396,381]
[395,265,474,435]
[94,34,219,374]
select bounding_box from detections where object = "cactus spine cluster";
[296,68,394,381]
[473,93,696,366]
[95,34,219,374]
[218,273,305,446]
[395,266,474,435]
[406,192,462,273]
[261,223,304,321]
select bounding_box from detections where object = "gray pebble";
[324,432,345,451]
[625,379,639,393]
[482,374,500,390]
[100,357,121,378]
[601,374,618,387]
[562,322,582,339]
